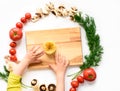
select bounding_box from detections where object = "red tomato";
[25,13,31,20]
[77,75,84,83]
[16,22,23,28]
[71,80,79,88]
[69,87,76,91]
[83,67,96,81]
[9,42,17,48]
[20,17,27,23]
[9,27,23,41]
[9,48,16,55]
[10,55,17,62]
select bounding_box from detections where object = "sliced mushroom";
[31,79,37,86]
[35,8,43,18]
[31,15,40,23]
[71,7,78,11]
[61,10,69,17]
[51,9,58,16]
[69,7,78,16]
[42,9,50,16]
[69,15,75,21]
[39,84,47,91]
[58,5,65,10]
[46,2,55,11]
[56,9,63,16]
[48,84,56,91]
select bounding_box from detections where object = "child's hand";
[49,52,69,91]
[49,52,69,76]
[22,46,44,64]
[4,46,45,75]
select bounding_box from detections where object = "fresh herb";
[0,65,9,82]
[68,12,103,79]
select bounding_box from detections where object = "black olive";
[48,84,56,91]
[39,84,47,91]
[31,79,37,86]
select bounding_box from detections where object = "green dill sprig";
[69,12,103,79]
[0,65,9,82]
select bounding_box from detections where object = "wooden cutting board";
[25,27,83,70]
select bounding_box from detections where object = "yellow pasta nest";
[43,41,56,55]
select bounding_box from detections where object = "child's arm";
[49,52,69,91]
[7,46,44,91]
[12,46,44,76]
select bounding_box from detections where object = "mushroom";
[56,9,63,16]
[58,5,65,10]
[42,9,50,16]
[31,79,39,91]
[35,8,43,18]
[71,7,78,11]
[46,2,55,12]
[48,84,56,91]
[56,5,68,17]
[31,79,37,86]
[51,10,58,16]
[39,84,47,91]
[69,15,75,21]
[31,15,40,23]
[69,7,78,16]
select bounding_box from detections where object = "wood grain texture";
[25,27,83,70]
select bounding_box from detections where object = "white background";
[0,0,120,91]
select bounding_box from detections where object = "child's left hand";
[22,46,45,64]
[4,46,45,72]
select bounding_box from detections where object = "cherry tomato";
[16,22,23,28]
[9,27,23,41]
[25,13,31,20]
[83,67,96,81]
[9,41,17,48]
[77,75,84,83]
[10,55,17,62]
[9,48,16,55]
[69,87,76,91]
[20,17,27,23]
[71,80,79,88]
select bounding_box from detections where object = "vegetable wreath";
[0,2,103,91]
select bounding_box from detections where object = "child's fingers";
[65,59,69,67]
[62,56,69,67]
[55,52,68,64]
[31,46,40,53]
[28,46,36,51]
[55,52,59,64]
[49,64,56,72]
[58,53,63,63]
[35,48,45,57]
[28,46,40,53]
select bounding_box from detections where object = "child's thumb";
[49,64,56,71]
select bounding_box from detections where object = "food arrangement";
[0,2,103,91]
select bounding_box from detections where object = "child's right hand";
[49,52,69,76]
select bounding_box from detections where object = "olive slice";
[39,84,47,91]
[31,79,37,86]
[48,84,56,91]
